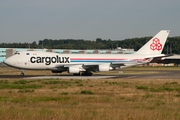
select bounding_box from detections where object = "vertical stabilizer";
[135,30,170,55]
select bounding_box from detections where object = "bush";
[30,97,70,101]
[61,92,68,95]
[44,81,70,84]
[0,80,9,84]
[165,82,178,84]
[11,97,27,103]
[163,87,174,92]
[171,82,178,84]
[176,94,180,97]
[110,82,117,85]
[18,90,24,93]
[13,80,30,84]
[81,90,95,95]
[175,88,180,92]
[75,80,82,83]
[77,84,83,86]
[18,89,35,93]
[136,86,148,90]
[143,94,153,98]
[72,101,79,105]
[150,88,164,92]
[0,84,42,89]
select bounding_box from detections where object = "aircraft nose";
[3,58,12,66]
[3,59,8,65]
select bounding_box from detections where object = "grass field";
[0,67,180,120]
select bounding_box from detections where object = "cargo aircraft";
[4,30,170,76]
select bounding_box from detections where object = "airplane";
[4,30,170,76]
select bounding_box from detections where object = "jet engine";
[68,66,85,74]
[98,64,112,72]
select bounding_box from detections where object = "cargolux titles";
[30,56,70,65]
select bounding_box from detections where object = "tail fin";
[135,30,170,55]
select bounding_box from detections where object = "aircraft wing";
[55,62,130,72]
[55,63,101,71]
[55,63,99,68]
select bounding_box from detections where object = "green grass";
[44,81,70,84]
[0,84,42,89]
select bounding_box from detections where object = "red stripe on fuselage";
[70,58,146,61]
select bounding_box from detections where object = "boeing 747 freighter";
[4,30,170,76]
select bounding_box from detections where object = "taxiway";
[0,70,180,79]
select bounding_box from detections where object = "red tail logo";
[150,38,162,51]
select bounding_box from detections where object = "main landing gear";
[73,72,93,76]
[79,69,93,76]
[81,72,93,76]
[20,70,24,76]
[73,73,81,76]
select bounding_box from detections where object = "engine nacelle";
[68,66,85,74]
[98,64,111,72]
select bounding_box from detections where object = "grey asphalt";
[0,70,180,79]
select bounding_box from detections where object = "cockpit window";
[14,53,20,55]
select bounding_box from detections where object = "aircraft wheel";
[73,73,80,76]
[81,73,85,76]
[82,72,93,76]
[20,73,24,76]
[89,72,93,76]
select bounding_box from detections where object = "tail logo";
[150,38,162,51]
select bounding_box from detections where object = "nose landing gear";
[20,70,24,76]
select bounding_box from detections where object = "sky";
[0,0,180,43]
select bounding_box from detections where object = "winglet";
[134,30,170,55]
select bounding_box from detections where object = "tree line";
[0,36,180,54]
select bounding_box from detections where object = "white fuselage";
[4,51,149,70]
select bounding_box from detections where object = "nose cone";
[3,58,14,67]
[3,59,7,65]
